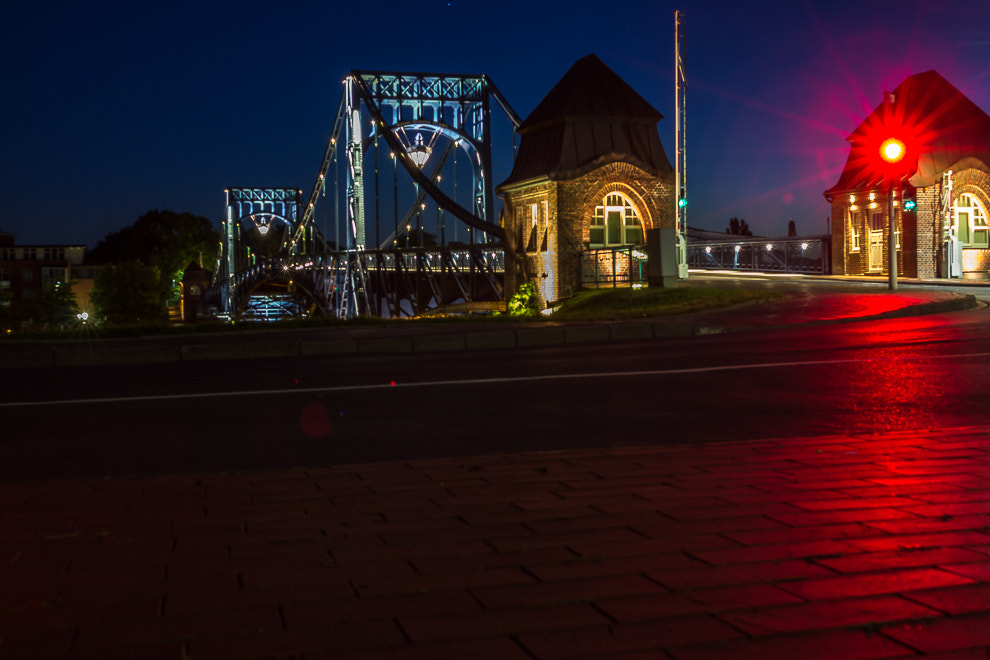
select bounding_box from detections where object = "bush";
[507,281,540,317]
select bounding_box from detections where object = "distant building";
[0,229,87,319]
[825,71,990,279]
[496,54,676,306]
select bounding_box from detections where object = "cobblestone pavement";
[2,426,989,658]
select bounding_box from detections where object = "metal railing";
[687,236,830,274]
[580,246,650,287]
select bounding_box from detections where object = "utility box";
[647,227,678,288]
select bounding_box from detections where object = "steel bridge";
[209,70,521,320]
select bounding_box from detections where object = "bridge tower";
[214,187,325,320]
[208,70,520,321]
[293,70,521,318]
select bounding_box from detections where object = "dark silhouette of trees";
[88,210,220,304]
[91,261,165,325]
[21,281,79,330]
[726,217,753,236]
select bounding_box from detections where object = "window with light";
[956,193,989,247]
[589,193,643,247]
[849,210,860,251]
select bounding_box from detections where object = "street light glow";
[880,138,905,163]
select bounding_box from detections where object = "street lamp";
[878,136,906,290]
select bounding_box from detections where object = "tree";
[21,281,80,330]
[88,210,220,304]
[91,261,166,325]
[727,217,753,236]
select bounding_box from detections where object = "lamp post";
[879,137,905,291]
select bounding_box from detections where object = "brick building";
[0,229,87,321]
[825,71,990,279]
[496,54,676,306]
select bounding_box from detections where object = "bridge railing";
[207,244,506,320]
[687,236,830,274]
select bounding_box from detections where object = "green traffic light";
[904,199,917,211]
[678,198,687,209]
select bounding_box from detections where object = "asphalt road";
[2,300,990,482]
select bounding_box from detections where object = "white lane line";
[3,351,990,409]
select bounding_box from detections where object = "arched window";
[589,193,643,247]
[955,193,989,247]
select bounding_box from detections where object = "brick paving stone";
[525,551,704,582]
[667,627,915,660]
[71,604,282,651]
[648,558,836,591]
[378,521,536,547]
[904,489,990,504]
[315,636,534,660]
[352,566,535,597]
[326,538,495,564]
[688,539,857,565]
[813,547,987,573]
[187,620,408,658]
[791,496,930,511]
[940,562,990,581]
[410,545,576,575]
[843,531,990,552]
[472,574,667,609]
[863,513,990,535]
[918,651,990,660]
[880,612,990,653]
[901,583,990,615]
[399,602,610,643]
[776,567,976,601]
[281,589,483,628]
[766,507,919,527]
[718,595,942,635]
[3,426,989,659]
[567,535,734,561]
[721,522,875,546]
[836,482,982,499]
[596,583,802,622]
[902,501,990,517]
[485,526,647,553]
[515,615,745,659]
[520,510,668,535]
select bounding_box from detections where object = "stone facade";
[501,162,675,306]
[831,167,990,279]
[826,71,990,280]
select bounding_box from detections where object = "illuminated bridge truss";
[210,70,521,320]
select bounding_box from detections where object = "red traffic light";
[880,138,906,164]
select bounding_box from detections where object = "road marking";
[4,351,990,409]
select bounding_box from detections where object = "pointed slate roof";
[826,70,990,197]
[499,54,673,188]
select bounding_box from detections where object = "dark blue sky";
[3,0,988,247]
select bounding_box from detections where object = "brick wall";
[916,184,940,278]
[502,162,674,306]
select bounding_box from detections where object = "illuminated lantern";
[880,138,906,164]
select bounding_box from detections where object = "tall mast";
[674,10,688,279]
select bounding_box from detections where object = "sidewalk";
[2,426,989,658]
[0,285,979,368]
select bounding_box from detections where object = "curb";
[0,294,978,369]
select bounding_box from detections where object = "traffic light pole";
[888,181,898,290]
